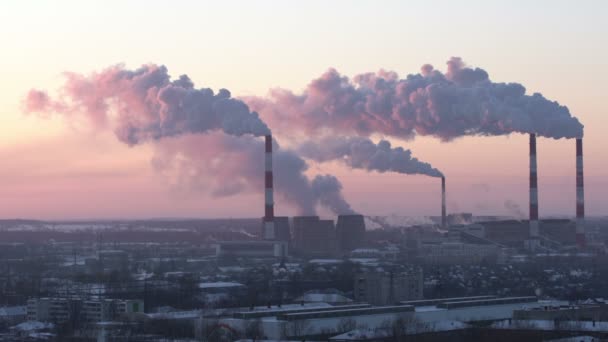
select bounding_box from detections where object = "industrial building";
[273,216,291,242]
[215,240,288,258]
[454,219,580,251]
[513,302,608,322]
[354,269,423,305]
[26,298,143,324]
[292,216,338,256]
[198,296,566,340]
[417,241,504,265]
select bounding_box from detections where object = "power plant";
[524,134,587,251]
[256,133,588,255]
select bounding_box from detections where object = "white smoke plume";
[24,64,353,215]
[25,64,270,144]
[246,57,583,140]
[311,175,355,215]
[298,136,443,178]
[152,133,354,215]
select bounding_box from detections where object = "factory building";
[418,242,504,265]
[198,296,565,340]
[27,298,143,324]
[292,216,338,256]
[215,240,288,258]
[273,216,291,242]
[463,219,578,250]
[540,219,577,246]
[513,302,608,322]
[354,269,423,305]
[481,220,529,248]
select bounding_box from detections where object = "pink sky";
[0,1,606,219]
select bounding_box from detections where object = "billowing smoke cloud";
[298,136,442,177]
[25,64,270,145]
[311,175,355,215]
[152,133,353,215]
[25,64,352,215]
[247,57,583,140]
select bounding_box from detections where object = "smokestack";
[441,176,447,228]
[263,135,275,240]
[529,134,539,239]
[576,138,586,248]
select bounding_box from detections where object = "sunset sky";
[0,0,607,219]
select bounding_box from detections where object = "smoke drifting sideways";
[298,136,443,178]
[152,133,354,215]
[24,64,353,215]
[24,64,270,144]
[504,199,525,219]
[246,57,583,141]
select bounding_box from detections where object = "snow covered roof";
[147,310,202,320]
[330,320,468,340]
[13,321,54,331]
[0,306,26,317]
[295,293,353,303]
[492,319,608,332]
[198,281,245,289]
[545,336,597,342]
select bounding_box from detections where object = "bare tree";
[245,319,264,340]
[387,314,430,342]
[290,319,311,338]
[336,318,357,333]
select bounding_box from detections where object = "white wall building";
[27,298,143,323]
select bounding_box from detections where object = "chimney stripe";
[441,177,447,228]
[529,204,538,220]
[265,172,273,189]
[575,138,585,247]
[263,135,275,240]
[529,134,539,238]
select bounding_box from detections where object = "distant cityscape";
[1,214,608,341]
[2,1,607,341]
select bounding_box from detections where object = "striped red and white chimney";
[441,176,447,229]
[576,138,586,248]
[263,135,275,240]
[529,134,539,239]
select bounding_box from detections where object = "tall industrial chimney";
[441,176,447,229]
[529,134,539,240]
[263,135,275,240]
[576,138,586,248]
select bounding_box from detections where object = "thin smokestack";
[576,138,586,248]
[441,176,447,228]
[529,134,539,239]
[263,135,275,239]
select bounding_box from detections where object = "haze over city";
[4,2,608,342]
